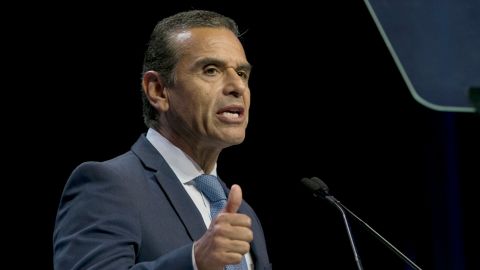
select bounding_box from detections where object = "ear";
[142,71,169,112]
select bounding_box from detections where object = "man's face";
[164,27,251,150]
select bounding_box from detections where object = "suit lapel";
[131,135,206,241]
[154,168,207,240]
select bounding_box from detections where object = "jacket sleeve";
[53,162,194,270]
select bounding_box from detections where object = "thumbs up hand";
[194,184,253,270]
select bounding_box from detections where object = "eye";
[237,70,249,80]
[204,66,220,76]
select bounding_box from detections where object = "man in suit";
[53,10,271,270]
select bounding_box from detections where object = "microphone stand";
[302,177,423,270]
[325,196,364,270]
[330,197,422,270]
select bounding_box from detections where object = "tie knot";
[193,174,226,203]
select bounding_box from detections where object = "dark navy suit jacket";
[53,135,271,270]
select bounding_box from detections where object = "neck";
[155,127,221,174]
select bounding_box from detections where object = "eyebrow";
[194,57,252,73]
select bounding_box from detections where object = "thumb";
[224,184,242,213]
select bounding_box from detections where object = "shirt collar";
[146,128,217,184]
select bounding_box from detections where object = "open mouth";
[217,105,245,121]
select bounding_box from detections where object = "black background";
[4,1,479,269]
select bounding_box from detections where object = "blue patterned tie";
[194,174,248,270]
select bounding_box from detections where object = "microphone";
[301,177,364,270]
[301,177,423,270]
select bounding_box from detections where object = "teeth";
[222,112,239,118]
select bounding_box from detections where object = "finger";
[229,225,253,241]
[224,184,242,213]
[227,239,251,255]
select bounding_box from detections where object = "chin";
[223,134,246,146]
[216,127,246,146]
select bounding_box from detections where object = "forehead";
[172,27,247,64]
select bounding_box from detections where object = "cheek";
[244,93,251,109]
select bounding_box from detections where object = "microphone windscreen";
[310,177,329,194]
[301,177,322,192]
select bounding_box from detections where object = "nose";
[223,67,248,98]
